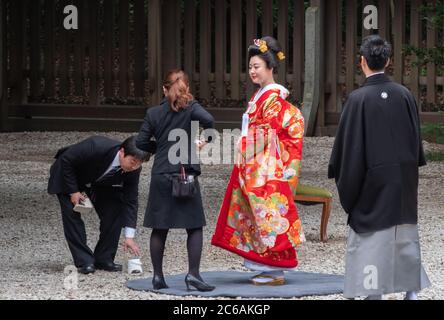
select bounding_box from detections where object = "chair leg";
[320,198,332,242]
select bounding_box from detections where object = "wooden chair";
[294,184,332,242]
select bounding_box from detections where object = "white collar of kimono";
[366,71,385,78]
[252,83,289,103]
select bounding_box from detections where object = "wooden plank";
[58,0,70,97]
[361,0,376,37]
[199,0,210,99]
[262,0,273,36]
[230,0,241,100]
[119,0,129,97]
[0,0,6,131]
[310,0,325,132]
[410,0,422,108]
[162,0,180,74]
[29,0,41,100]
[301,7,320,136]
[326,111,444,125]
[277,0,288,86]
[89,0,99,105]
[9,0,26,105]
[134,0,145,97]
[215,0,226,99]
[103,0,114,98]
[44,0,55,97]
[73,0,84,96]
[245,0,257,98]
[8,104,245,121]
[426,2,436,105]
[325,0,341,112]
[184,0,196,93]
[148,0,162,104]
[345,0,357,95]
[378,0,390,40]
[292,0,305,102]
[393,0,405,84]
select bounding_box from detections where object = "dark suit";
[136,99,214,175]
[48,136,141,267]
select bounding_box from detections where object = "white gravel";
[0,132,442,300]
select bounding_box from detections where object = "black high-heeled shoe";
[185,274,215,292]
[152,274,169,290]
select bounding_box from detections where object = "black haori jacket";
[47,136,143,228]
[328,74,426,233]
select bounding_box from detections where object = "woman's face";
[249,56,273,87]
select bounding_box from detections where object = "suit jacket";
[328,74,426,233]
[47,136,141,228]
[136,99,215,175]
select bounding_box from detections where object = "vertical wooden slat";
[215,0,226,99]
[393,0,405,84]
[262,0,273,36]
[325,0,341,112]
[378,0,390,41]
[29,0,41,100]
[148,0,162,104]
[72,0,84,96]
[310,0,325,133]
[277,0,288,85]
[345,0,357,95]
[58,0,70,97]
[184,0,196,93]
[89,0,99,105]
[119,0,129,97]
[199,0,210,100]
[246,0,257,98]
[103,0,114,98]
[134,0,145,97]
[361,0,376,37]
[9,0,26,105]
[44,0,55,97]
[230,0,241,100]
[292,0,305,102]
[0,0,6,130]
[410,0,422,109]
[426,1,436,106]
[162,0,180,74]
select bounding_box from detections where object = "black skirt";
[143,173,206,229]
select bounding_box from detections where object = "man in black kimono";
[48,136,154,274]
[328,35,431,299]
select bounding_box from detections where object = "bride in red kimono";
[212,36,305,285]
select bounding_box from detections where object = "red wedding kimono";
[211,86,305,268]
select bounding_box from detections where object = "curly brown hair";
[163,69,194,112]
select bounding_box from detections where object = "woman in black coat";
[136,69,215,291]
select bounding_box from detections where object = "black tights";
[150,227,203,280]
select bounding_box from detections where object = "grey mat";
[126,271,344,298]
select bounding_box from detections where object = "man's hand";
[123,238,141,256]
[70,192,85,206]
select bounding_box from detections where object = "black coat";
[136,99,215,175]
[47,136,141,228]
[328,74,426,233]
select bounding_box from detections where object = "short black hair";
[360,35,392,71]
[248,36,282,70]
[120,136,151,161]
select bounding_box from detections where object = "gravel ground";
[0,131,443,300]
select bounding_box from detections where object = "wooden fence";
[0,0,443,134]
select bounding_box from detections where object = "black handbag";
[171,165,197,199]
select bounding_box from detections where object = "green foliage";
[404,0,444,73]
[425,151,444,162]
[421,123,444,144]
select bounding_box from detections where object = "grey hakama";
[343,224,431,299]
